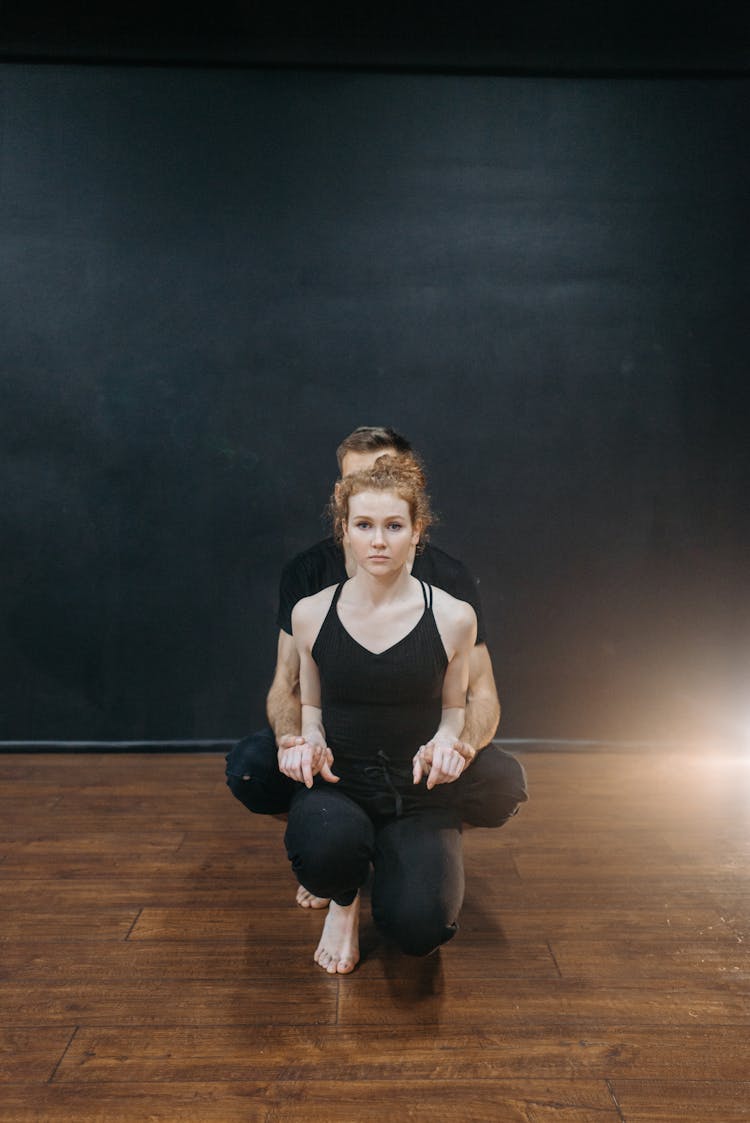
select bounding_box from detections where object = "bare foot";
[314,893,360,974]
[296,884,331,910]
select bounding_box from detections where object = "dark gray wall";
[1,64,748,742]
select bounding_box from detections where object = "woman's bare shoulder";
[431,586,477,643]
[431,585,476,622]
[291,583,339,634]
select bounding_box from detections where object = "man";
[226,426,527,904]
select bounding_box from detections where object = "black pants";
[286,785,465,956]
[225,727,528,957]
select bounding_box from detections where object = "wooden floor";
[1,747,749,1122]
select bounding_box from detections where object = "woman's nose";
[371,526,385,546]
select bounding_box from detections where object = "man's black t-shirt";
[276,536,486,645]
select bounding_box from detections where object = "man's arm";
[266,630,302,741]
[460,642,501,756]
[274,600,338,788]
[413,597,474,789]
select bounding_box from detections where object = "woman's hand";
[412,738,472,789]
[277,734,339,789]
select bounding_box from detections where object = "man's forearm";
[266,681,302,740]
[461,694,500,752]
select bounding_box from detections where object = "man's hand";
[277,734,339,789]
[412,738,474,790]
[451,739,478,764]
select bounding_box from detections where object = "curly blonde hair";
[331,455,433,547]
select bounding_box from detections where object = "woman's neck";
[346,564,416,607]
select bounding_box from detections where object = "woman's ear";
[411,520,422,547]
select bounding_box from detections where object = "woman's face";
[344,489,420,576]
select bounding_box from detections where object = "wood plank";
[0,1080,620,1122]
[550,936,750,983]
[513,846,680,880]
[0,877,311,909]
[0,1028,75,1084]
[0,980,338,1027]
[127,902,736,943]
[0,837,518,883]
[0,833,186,855]
[127,905,327,940]
[610,1079,750,1120]
[53,1025,750,1083]
[0,909,140,941]
[0,936,559,983]
[0,871,532,911]
[336,977,750,1028]
[459,904,738,939]
[8,974,746,1032]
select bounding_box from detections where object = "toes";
[315,946,332,970]
[314,945,342,974]
[298,887,331,910]
[314,947,357,974]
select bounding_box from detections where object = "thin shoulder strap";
[330,582,345,608]
[419,580,433,610]
[312,583,345,653]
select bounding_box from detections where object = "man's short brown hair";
[335,426,413,471]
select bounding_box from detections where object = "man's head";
[336,425,414,478]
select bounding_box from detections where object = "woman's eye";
[388,523,404,531]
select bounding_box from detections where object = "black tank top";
[311,580,448,805]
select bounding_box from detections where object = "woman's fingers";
[413,740,435,784]
[300,749,315,788]
[426,743,465,789]
[279,741,336,787]
[319,759,340,784]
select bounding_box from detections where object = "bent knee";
[461,749,528,827]
[480,749,528,798]
[376,902,458,957]
[225,731,291,815]
[225,772,288,815]
[225,730,276,782]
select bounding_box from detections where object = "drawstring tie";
[365,749,404,817]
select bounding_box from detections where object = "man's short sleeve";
[276,555,312,635]
[447,560,486,646]
[275,538,346,635]
[414,546,487,646]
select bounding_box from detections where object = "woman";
[286,456,477,974]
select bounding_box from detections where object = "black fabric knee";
[225,726,296,815]
[383,901,459,958]
[457,746,529,828]
[371,810,465,957]
[284,786,375,907]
